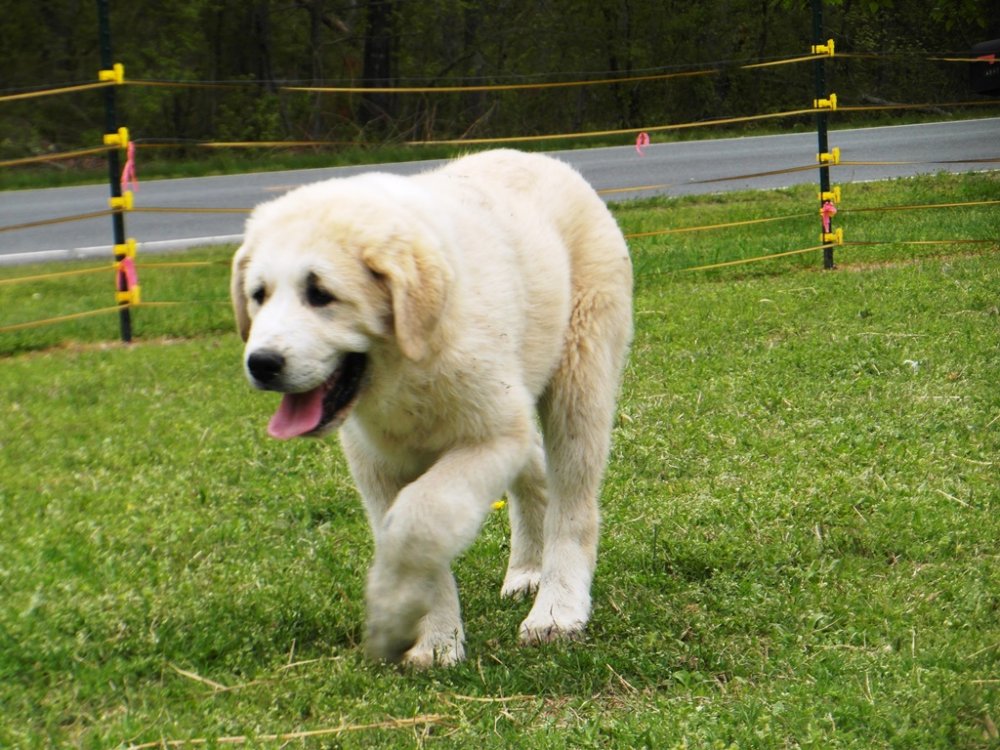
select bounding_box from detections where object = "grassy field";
[0,173,998,748]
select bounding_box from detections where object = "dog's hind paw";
[518,617,586,645]
[518,594,589,645]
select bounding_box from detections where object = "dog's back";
[422,150,633,400]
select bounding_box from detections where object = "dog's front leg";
[366,562,464,667]
[364,432,530,666]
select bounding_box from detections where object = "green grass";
[0,173,998,748]
[0,252,235,356]
[617,171,1000,277]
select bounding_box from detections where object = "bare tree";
[360,0,397,131]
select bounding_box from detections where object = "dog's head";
[231,175,452,439]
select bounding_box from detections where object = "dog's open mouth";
[267,352,368,439]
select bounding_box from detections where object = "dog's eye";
[307,285,337,307]
[306,277,337,307]
[306,282,337,307]
[251,286,266,305]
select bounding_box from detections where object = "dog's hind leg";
[520,283,632,644]
[501,432,547,600]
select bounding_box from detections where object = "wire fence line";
[1,193,995,335]
[0,47,987,102]
[3,159,998,236]
[5,100,998,170]
[1,33,998,340]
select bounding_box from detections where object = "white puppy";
[231,150,632,667]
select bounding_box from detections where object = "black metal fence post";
[97,0,132,342]
[812,0,835,270]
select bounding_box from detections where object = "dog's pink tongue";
[267,387,325,439]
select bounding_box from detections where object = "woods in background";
[0,0,996,157]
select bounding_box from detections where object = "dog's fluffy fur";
[231,150,632,667]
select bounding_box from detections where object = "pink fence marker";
[120,141,138,193]
[119,256,138,290]
[821,201,838,233]
[635,131,650,156]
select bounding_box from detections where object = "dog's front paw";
[501,567,542,600]
[402,633,465,669]
[366,619,420,664]
[365,571,426,664]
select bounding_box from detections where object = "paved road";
[1,118,996,265]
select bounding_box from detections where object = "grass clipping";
[125,714,452,748]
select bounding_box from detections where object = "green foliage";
[0,173,998,747]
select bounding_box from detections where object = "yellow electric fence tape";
[840,157,1000,167]
[282,69,716,94]
[845,239,997,247]
[0,209,117,234]
[843,199,1000,214]
[7,47,983,107]
[1,50,989,106]
[274,52,832,94]
[0,265,114,286]
[0,146,115,169]
[135,261,218,269]
[406,107,820,146]
[0,81,115,103]
[131,206,251,214]
[598,183,672,196]
[840,100,997,112]
[0,305,129,333]
[625,212,812,240]
[680,243,836,272]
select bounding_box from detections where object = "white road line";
[0,234,243,266]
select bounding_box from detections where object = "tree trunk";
[360,0,396,131]
[309,0,324,138]
[252,1,275,90]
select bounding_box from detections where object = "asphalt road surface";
[1,117,996,265]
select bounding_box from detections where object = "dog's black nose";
[247,350,285,384]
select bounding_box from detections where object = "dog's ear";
[230,243,252,341]
[362,237,451,361]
